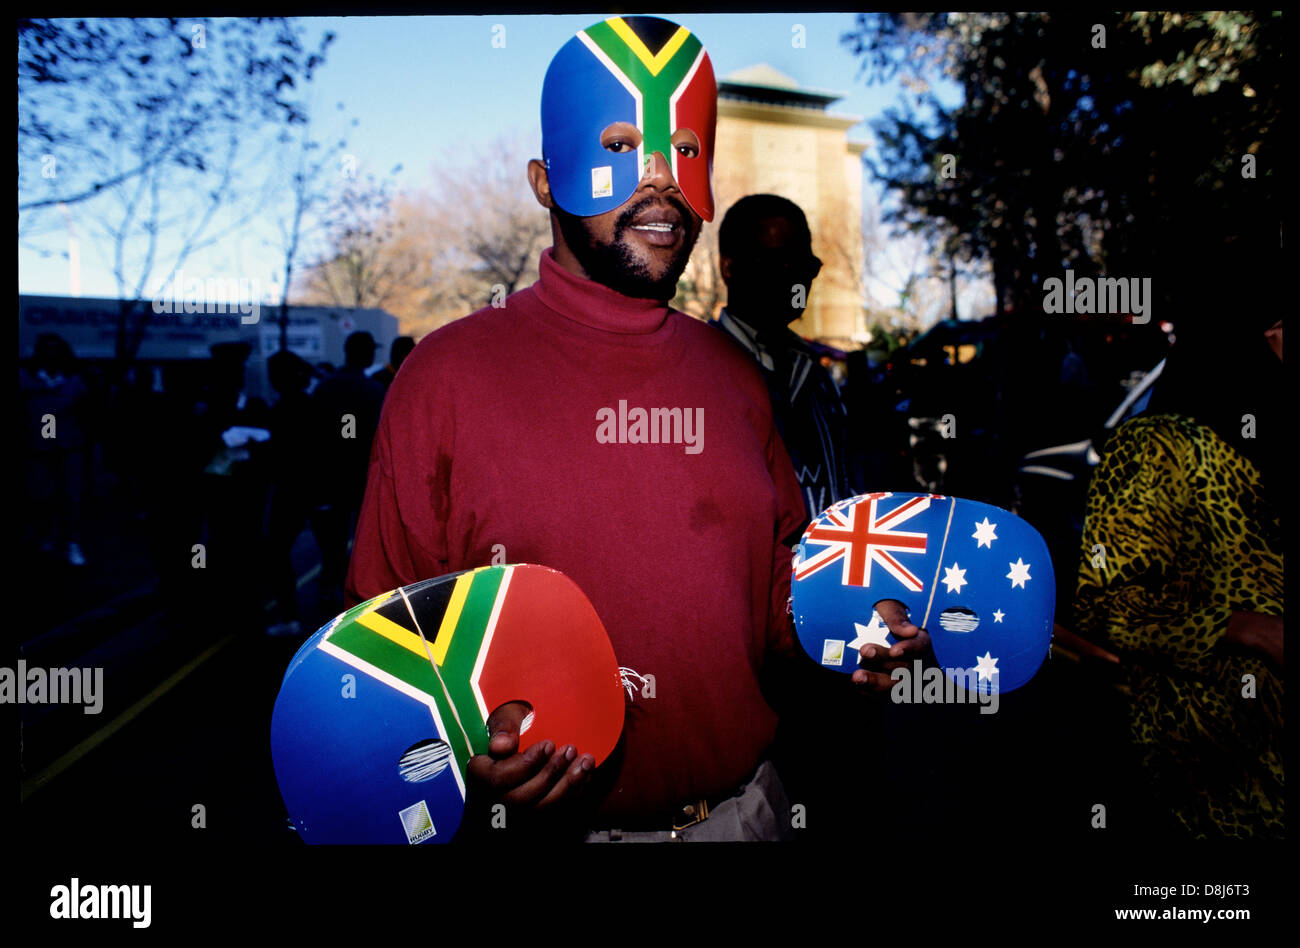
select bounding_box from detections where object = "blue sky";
[19,13,961,300]
[301,14,957,191]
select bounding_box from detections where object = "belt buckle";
[671,799,710,833]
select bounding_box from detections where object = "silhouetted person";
[109,361,168,516]
[264,350,331,636]
[374,336,416,397]
[127,363,201,624]
[713,195,903,836]
[194,341,272,632]
[21,333,90,565]
[309,362,334,394]
[311,331,384,616]
[712,194,855,528]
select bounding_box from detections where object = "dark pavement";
[17,481,333,848]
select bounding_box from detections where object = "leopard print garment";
[1074,414,1283,838]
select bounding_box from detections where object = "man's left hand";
[851,598,931,692]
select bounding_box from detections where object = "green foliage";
[843,12,1282,320]
[865,323,911,355]
[1132,11,1272,95]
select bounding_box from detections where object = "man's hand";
[851,599,932,692]
[466,701,595,810]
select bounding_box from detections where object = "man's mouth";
[626,207,684,247]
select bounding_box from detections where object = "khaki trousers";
[583,760,795,842]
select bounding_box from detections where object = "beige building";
[676,64,868,349]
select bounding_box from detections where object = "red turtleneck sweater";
[345,247,805,821]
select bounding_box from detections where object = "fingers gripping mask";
[541,16,717,221]
[791,493,1056,693]
[271,565,625,844]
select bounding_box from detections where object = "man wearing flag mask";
[345,15,923,841]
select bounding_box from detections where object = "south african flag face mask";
[540,16,717,221]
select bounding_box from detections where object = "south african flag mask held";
[540,16,717,221]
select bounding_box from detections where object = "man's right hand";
[852,599,932,692]
[466,700,596,810]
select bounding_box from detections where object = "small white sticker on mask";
[591,165,613,199]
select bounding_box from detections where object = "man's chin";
[556,208,694,301]
[605,235,696,300]
[603,264,683,301]
[582,253,685,301]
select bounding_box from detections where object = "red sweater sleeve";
[343,378,450,608]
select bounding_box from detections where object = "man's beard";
[555,196,699,301]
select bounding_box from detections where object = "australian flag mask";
[791,493,1055,693]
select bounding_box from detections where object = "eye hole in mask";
[671,128,700,159]
[938,607,979,633]
[601,122,642,154]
